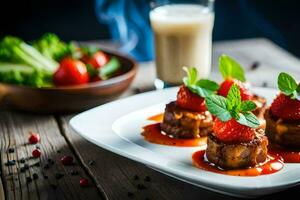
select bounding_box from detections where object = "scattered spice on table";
[127,192,134,198]
[26,176,32,183]
[48,158,55,165]
[32,161,40,167]
[33,173,39,180]
[70,170,80,176]
[23,164,29,170]
[88,160,95,166]
[19,158,26,163]
[250,61,260,70]
[44,164,50,170]
[5,160,16,166]
[133,175,139,180]
[55,173,64,180]
[20,167,26,173]
[7,147,15,153]
[50,184,57,189]
[262,81,268,87]
[144,176,151,182]
[137,183,147,190]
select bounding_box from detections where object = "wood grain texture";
[0,111,100,200]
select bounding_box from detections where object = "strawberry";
[213,118,255,143]
[176,86,206,112]
[218,79,253,100]
[270,93,300,120]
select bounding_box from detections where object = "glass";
[150,0,215,89]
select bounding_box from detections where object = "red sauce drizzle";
[192,150,284,176]
[269,146,300,163]
[147,113,164,122]
[142,123,206,147]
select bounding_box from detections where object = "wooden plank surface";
[1,38,300,200]
[0,111,100,200]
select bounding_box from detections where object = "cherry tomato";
[86,51,109,69]
[54,58,89,86]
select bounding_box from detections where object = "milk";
[150,4,214,85]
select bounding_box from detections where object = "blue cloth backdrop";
[95,0,153,61]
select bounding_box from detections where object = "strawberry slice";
[176,86,206,112]
[218,79,253,100]
[270,93,300,120]
[213,118,255,143]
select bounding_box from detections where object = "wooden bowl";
[0,51,137,113]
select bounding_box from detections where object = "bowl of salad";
[0,33,137,113]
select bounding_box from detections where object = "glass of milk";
[150,0,214,89]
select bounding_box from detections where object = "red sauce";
[192,150,284,176]
[269,146,300,163]
[147,113,164,122]
[142,123,206,147]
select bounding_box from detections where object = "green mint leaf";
[240,100,257,112]
[196,79,220,91]
[237,112,260,128]
[205,95,232,121]
[296,84,300,93]
[278,72,298,96]
[295,85,300,101]
[188,85,212,98]
[183,77,189,86]
[291,90,300,101]
[226,84,241,115]
[219,54,246,82]
[183,66,197,86]
[188,79,220,98]
[183,67,219,98]
[229,110,240,120]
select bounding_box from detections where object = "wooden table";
[1,38,300,200]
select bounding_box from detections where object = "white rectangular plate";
[70,87,300,198]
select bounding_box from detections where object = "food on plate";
[161,101,213,138]
[192,84,283,176]
[160,67,219,139]
[217,55,267,122]
[265,72,300,162]
[0,33,120,87]
[142,67,219,146]
[265,72,300,148]
[206,84,268,169]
